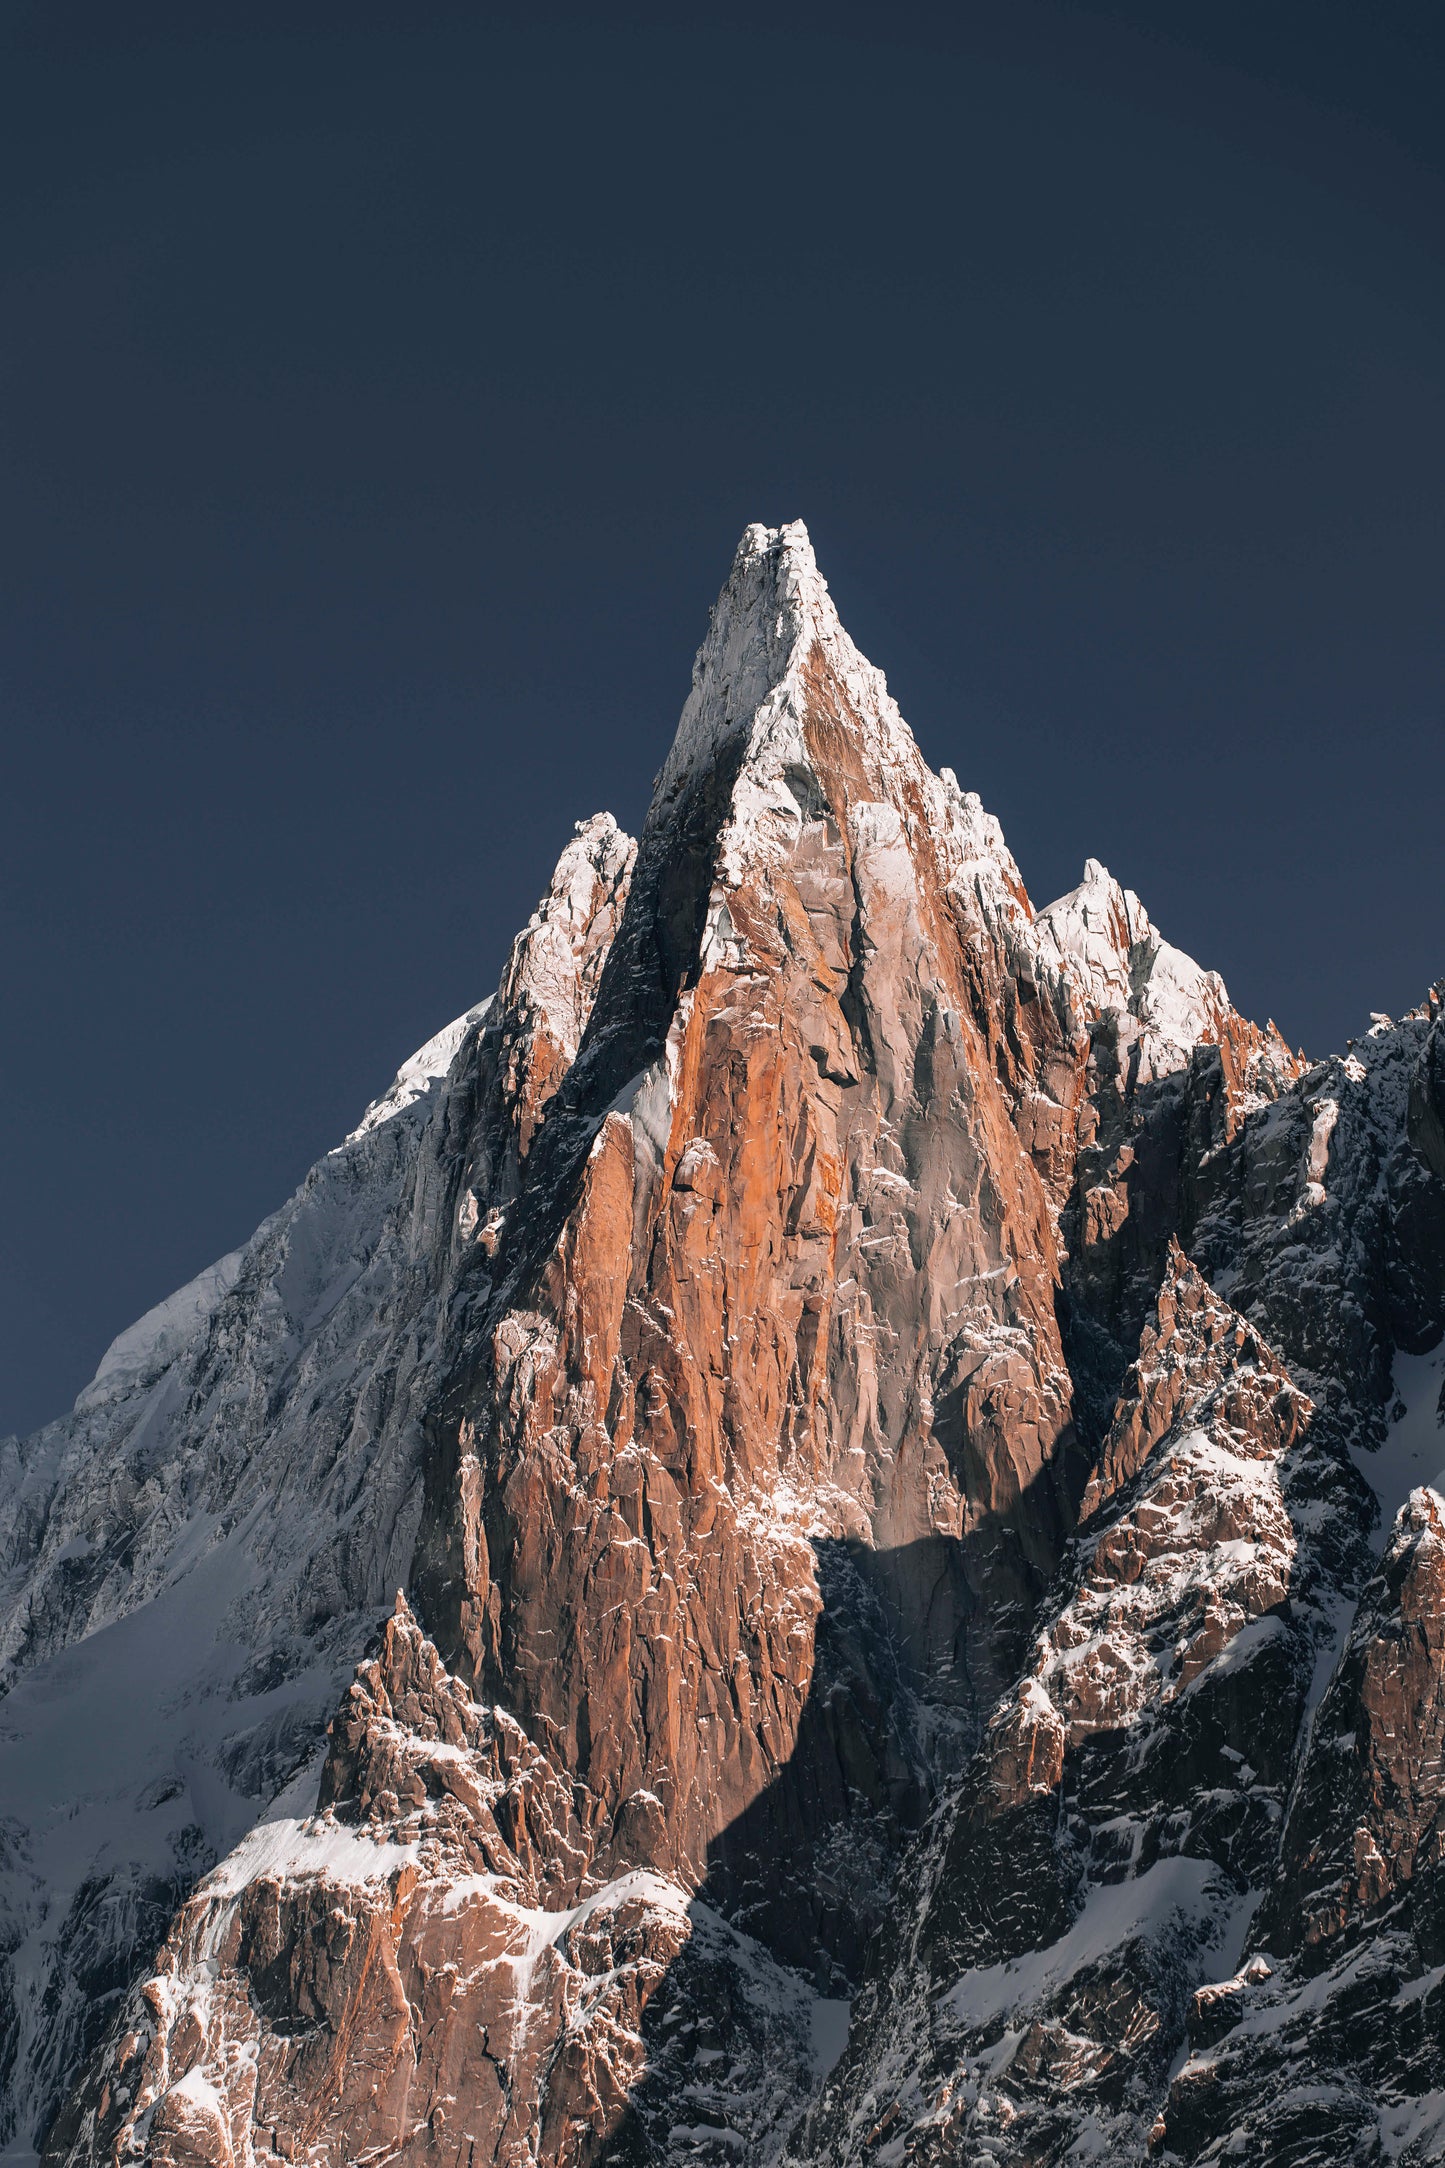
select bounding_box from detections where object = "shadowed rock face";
[1156,1486,1445,2168]
[18,526,1445,2168]
[802,1252,1323,2166]
[803,993,1445,2168]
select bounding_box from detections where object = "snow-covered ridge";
[76,1242,254,1411]
[73,1000,494,1417]
[344,997,493,1144]
[0,991,494,2152]
[497,813,635,1065]
[1035,854,1236,1076]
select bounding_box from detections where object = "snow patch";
[1352,1343,1445,1550]
[344,998,492,1144]
[941,1856,1227,2032]
[1378,2090,1445,2161]
[204,1813,420,1895]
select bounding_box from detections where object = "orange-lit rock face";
[36,525,1439,2168]
[425,528,1090,1920]
[54,1601,696,2168]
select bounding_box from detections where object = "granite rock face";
[412,523,1094,1966]
[9,524,1444,2167]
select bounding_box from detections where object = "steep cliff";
[5,524,1441,2168]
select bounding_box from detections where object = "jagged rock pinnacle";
[12,525,1444,2168]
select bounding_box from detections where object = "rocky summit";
[3,522,1443,2168]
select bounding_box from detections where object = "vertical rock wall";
[22,528,1444,2168]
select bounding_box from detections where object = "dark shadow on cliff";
[594,1455,1073,2168]
[412,735,752,1667]
[596,1570,1315,2168]
[1057,1065,1201,1450]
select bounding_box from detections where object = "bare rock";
[19,525,1445,2168]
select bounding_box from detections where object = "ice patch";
[811,1997,851,2075]
[607,1070,650,1118]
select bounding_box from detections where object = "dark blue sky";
[2,1,1442,1437]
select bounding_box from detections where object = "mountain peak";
[13,522,1442,2168]
[735,514,819,576]
[1036,856,1237,1076]
[642,520,1035,959]
[654,517,858,806]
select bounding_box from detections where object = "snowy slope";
[0,804,636,2158]
[0,1006,489,2156]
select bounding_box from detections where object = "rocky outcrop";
[0,813,634,2152]
[44,1598,716,2168]
[1043,860,1303,1448]
[1159,1486,1445,2166]
[1189,994,1445,1464]
[10,523,1445,2167]
[802,1251,1321,2166]
[1408,999,1445,1182]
